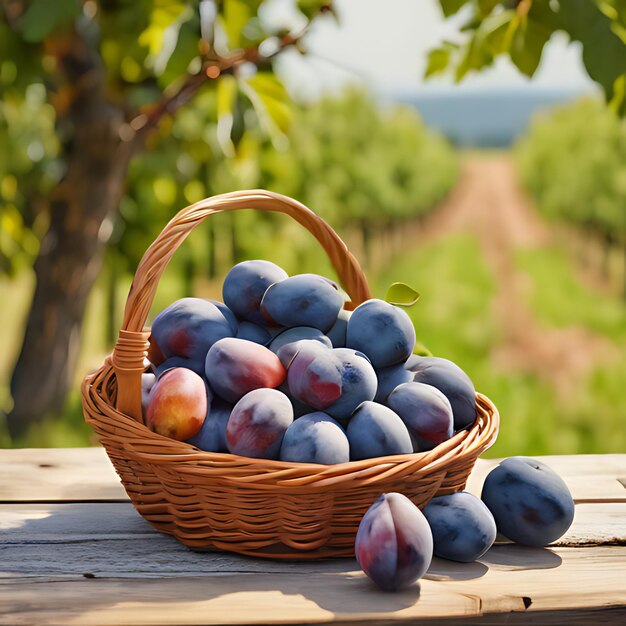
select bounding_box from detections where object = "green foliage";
[515,98,626,245]
[428,1,626,114]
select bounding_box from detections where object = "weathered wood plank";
[1,546,625,625]
[1,449,624,503]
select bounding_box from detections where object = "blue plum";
[346,299,416,368]
[236,321,272,345]
[151,298,234,362]
[326,309,351,348]
[141,373,157,417]
[205,338,286,403]
[226,388,293,459]
[260,274,343,331]
[325,348,377,420]
[409,356,477,431]
[422,492,497,562]
[222,260,288,325]
[154,356,205,378]
[355,492,433,591]
[208,300,239,334]
[347,401,413,460]
[481,457,575,547]
[387,382,454,452]
[374,363,413,403]
[186,399,232,453]
[279,412,349,464]
[278,382,312,418]
[269,326,332,366]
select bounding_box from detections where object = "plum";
[151,298,234,362]
[154,356,205,378]
[278,381,312,418]
[346,299,416,368]
[409,356,477,431]
[208,299,239,334]
[261,274,343,331]
[186,398,232,453]
[222,260,288,325]
[325,348,377,420]
[326,309,351,348]
[355,492,433,591]
[481,457,575,547]
[205,337,286,403]
[226,388,293,459]
[374,363,413,403]
[141,373,157,417]
[387,382,454,452]
[236,321,272,345]
[422,492,496,562]
[279,412,349,464]
[347,401,413,460]
[146,368,207,441]
[269,326,332,358]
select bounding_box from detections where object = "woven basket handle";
[112,189,372,422]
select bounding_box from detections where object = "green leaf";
[440,0,467,18]
[216,74,237,157]
[413,342,432,357]
[477,0,499,16]
[385,282,420,307]
[510,16,551,76]
[20,0,81,43]
[222,0,253,49]
[139,2,187,57]
[159,19,200,87]
[425,47,452,78]
[241,72,292,141]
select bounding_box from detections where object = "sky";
[272,0,597,99]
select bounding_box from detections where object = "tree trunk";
[7,31,131,440]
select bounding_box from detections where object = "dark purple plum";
[226,388,293,459]
[222,260,288,325]
[347,401,413,460]
[374,363,413,403]
[186,399,232,453]
[355,492,433,591]
[205,337,286,403]
[141,373,156,416]
[236,321,272,345]
[154,356,205,378]
[269,326,332,367]
[260,274,343,331]
[208,299,239,334]
[279,412,349,464]
[422,492,496,562]
[324,348,377,420]
[151,298,234,362]
[481,457,575,547]
[326,309,351,348]
[409,356,477,430]
[387,382,454,452]
[286,341,342,409]
[346,299,416,368]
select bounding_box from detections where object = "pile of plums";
[140,258,575,591]
[142,259,478,463]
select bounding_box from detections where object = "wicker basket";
[82,189,499,559]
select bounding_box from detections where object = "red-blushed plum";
[422,492,497,562]
[154,356,205,378]
[208,300,239,334]
[347,401,413,460]
[222,260,288,325]
[355,493,433,591]
[346,299,416,368]
[387,382,454,451]
[409,356,477,431]
[286,341,342,409]
[374,363,413,403]
[146,368,207,440]
[236,321,272,345]
[481,457,575,547]
[279,412,349,464]
[141,373,156,417]
[205,337,286,403]
[269,326,332,359]
[324,348,377,420]
[326,309,351,348]
[186,398,232,453]
[226,388,293,459]
[151,298,234,362]
[260,274,343,331]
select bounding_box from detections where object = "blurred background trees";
[1,0,624,453]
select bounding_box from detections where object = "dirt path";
[419,154,616,394]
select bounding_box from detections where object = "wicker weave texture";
[82,190,500,559]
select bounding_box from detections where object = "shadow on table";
[481,544,562,570]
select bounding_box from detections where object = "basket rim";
[82,358,500,486]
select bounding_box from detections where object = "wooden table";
[1,449,624,625]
